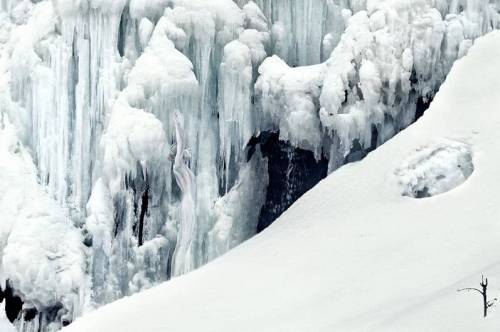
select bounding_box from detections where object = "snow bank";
[65,30,500,332]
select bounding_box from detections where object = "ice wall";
[236,0,368,66]
[256,0,500,172]
[0,114,86,332]
[0,0,498,330]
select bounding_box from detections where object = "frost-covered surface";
[0,115,86,331]
[66,30,500,332]
[0,0,270,326]
[0,0,498,330]
[395,139,474,198]
[256,0,500,172]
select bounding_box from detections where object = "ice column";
[171,112,197,276]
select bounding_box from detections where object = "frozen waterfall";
[171,111,196,277]
[0,0,498,330]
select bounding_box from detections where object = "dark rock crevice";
[122,164,150,246]
[247,91,433,232]
[248,132,329,232]
[0,282,23,323]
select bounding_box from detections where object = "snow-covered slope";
[65,30,500,332]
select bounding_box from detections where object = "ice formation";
[395,139,474,198]
[257,0,500,172]
[62,29,500,332]
[0,115,85,331]
[0,0,498,330]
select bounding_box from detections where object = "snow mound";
[396,139,474,198]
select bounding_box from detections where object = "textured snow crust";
[395,139,474,198]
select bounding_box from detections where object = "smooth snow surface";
[65,31,500,332]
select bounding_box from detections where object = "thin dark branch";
[458,276,493,318]
[457,287,483,295]
[481,275,488,287]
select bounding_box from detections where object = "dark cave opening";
[0,283,69,329]
[117,11,127,58]
[410,69,434,122]
[344,125,379,164]
[415,96,432,121]
[24,307,37,321]
[0,281,23,323]
[246,114,434,233]
[125,165,150,247]
[138,185,149,246]
[247,132,329,232]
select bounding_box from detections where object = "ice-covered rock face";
[237,0,367,66]
[396,140,474,198]
[0,116,86,331]
[0,0,498,330]
[258,0,500,172]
